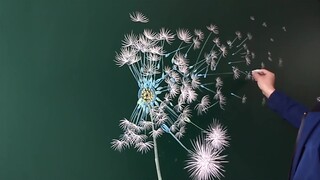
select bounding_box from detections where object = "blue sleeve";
[267,90,309,128]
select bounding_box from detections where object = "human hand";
[252,69,276,98]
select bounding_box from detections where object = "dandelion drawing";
[111,11,284,180]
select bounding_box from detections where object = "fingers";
[252,69,273,81]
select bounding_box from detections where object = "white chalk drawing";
[111,12,285,180]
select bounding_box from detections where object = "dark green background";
[0,0,319,179]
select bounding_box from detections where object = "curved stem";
[150,113,162,180]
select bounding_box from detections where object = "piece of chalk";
[252,69,263,73]
[251,69,265,75]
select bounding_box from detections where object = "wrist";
[264,88,276,98]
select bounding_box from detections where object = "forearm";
[267,90,309,128]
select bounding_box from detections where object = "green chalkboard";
[0,0,319,180]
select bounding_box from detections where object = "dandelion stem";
[213,53,223,71]
[195,32,212,66]
[164,45,189,57]
[232,47,244,56]
[228,60,245,64]
[201,82,216,86]
[197,72,233,77]
[205,101,219,109]
[193,59,207,73]
[161,124,191,153]
[184,44,194,57]
[230,93,241,99]
[236,37,248,48]
[128,66,140,83]
[187,120,208,133]
[199,85,216,94]
[150,109,163,180]
[189,58,206,70]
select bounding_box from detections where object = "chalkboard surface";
[0,0,319,180]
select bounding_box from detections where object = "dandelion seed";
[194,95,211,115]
[232,66,241,79]
[230,93,246,103]
[135,141,154,154]
[220,45,227,57]
[212,37,220,46]
[150,128,163,139]
[159,28,175,44]
[119,118,132,130]
[206,24,219,34]
[245,55,251,65]
[139,120,153,131]
[175,126,186,139]
[251,52,255,59]
[250,16,255,21]
[235,31,242,40]
[205,120,230,150]
[268,56,272,62]
[282,26,287,32]
[130,11,149,23]
[193,38,201,50]
[185,136,227,180]
[262,97,266,106]
[261,62,265,68]
[278,58,283,67]
[187,88,198,104]
[111,139,129,152]
[143,29,158,40]
[270,38,274,42]
[177,29,192,43]
[122,32,138,48]
[194,29,204,40]
[191,74,201,89]
[215,77,223,88]
[262,22,267,27]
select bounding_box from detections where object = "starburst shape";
[185,136,227,180]
[205,120,230,150]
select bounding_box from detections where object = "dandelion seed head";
[205,120,230,150]
[185,136,227,180]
